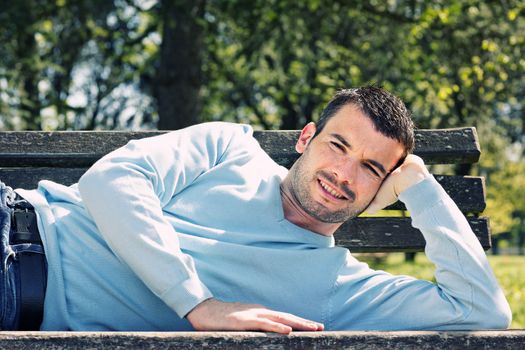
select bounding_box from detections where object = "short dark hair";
[313,86,415,155]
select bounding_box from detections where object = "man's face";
[289,104,405,223]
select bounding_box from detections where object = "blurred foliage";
[0,0,159,130]
[362,253,525,328]
[0,0,524,239]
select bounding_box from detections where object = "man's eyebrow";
[330,133,387,176]
[330,133,352,149]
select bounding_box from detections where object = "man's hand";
[186,298,324,334]
[366,154,430,215]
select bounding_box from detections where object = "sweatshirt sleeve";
[330,176,512,330]
[77,122,253,318]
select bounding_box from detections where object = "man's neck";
[279,179,340,237]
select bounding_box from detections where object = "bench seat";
[0,330,524,349]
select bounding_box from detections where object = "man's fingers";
[366,193,397,214]
[366,176,398,214]
[365,201,381,215]
[366,155,430,215]
[265,311,324,331]
[250,318,293,334]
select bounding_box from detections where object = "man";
[4,87,511,332]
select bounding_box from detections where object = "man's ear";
[296,122,316,154]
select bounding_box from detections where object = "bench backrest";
[0,127,489,252]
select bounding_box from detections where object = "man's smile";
[317,178,348,201]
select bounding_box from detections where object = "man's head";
[313,86,415,157]
[282,86,415,232]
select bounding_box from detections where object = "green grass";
[359,253,524,329]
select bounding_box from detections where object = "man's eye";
[364,163,380,178]
[330,142,344,152]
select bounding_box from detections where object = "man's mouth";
[318,179,348,200]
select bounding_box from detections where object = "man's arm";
[78,122,322,333]
[347,154,512,329]
[187,299,323,333]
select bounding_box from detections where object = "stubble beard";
[289,155,371,224]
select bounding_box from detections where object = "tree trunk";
[17,0,41,130]
[155,0,206,130]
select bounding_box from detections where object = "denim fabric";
[0,182,17,330]
[0,182,45,330]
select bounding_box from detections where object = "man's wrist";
[395,169,431,195]
[398,175,447,217]
[186,297,215,320]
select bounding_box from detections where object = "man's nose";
[335,157,358,185]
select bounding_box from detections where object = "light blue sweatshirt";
[17,122,511,331]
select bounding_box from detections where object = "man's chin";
[309,208,364,224]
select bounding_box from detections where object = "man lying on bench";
[0,86,511,332]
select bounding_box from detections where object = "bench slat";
[256,127,480,167]
[0,330,523,349]
[336,217,490,252]
[387,175,485,213]
[0,128,480,167]
[0,168,87,189]
[0,168,486,213]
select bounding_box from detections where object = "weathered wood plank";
[0,331,523,350]
[412,127,480,164]
[0,169,486,213]
[335,217,490,252]
[386,175,485,213]
[256,127,480,167]
[0,168,87,189]
[0,127,479,167]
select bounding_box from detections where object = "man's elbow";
[78,169,100,199]
[488,301,513,329]
[474,299,512,329]
[78,165,110,205]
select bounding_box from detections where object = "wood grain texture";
[335,217,490,252]
[0,331,523,349]
[0,127,479,167]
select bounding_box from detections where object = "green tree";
[0,0,159,130]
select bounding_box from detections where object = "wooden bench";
[0,127,488,252]
[0,127,523,349]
